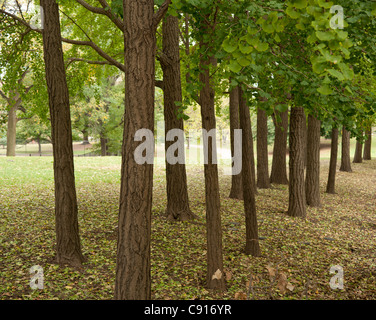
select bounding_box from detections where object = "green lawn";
[0,145,376,300]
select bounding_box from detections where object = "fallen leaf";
[212,269,222,280]
[234,292,247,300]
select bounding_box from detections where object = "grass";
[0,143,375,300]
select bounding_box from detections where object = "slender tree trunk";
[303,111,307,168]
[257,108,270,189]
[363,128,372,160]
[228,83,243,199]
[287,106,306,218]
[305,115,321,207]
[270,110,289,185]
[161,15,195,221]
[115,0,157,300]
[100,136,108,156]
[340,127,352,172]
[326,126,338,194]
[239,87,261,256]
[6,104,18,157]
[37,136,42,154]
[199,46,225,290]
[41,0,84,267]
[353,133,363,163]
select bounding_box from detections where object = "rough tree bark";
[228,83,243,199]
[199,32,225,290]
[239,87,261,256]
[160,15,195,221]
[256,107,270,189]
[41,0,85,267]
[287,106,306,218]
[353,133,363,163]
[6,104,18,157]
[115,0,170,300]
[340,126,352,172]
[305,114,321,207]
[270,110,289,185]
[363,128,372,160]
[326,126,338,194]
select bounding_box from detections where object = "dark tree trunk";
[287,106,306,218]
[6,104,18,157]
[41,0,84,267]
[326,127,338,194]
[256,108,270,189]
[340,127,352,172]
[100,136,108,156]
[199,44,225,290]
[37,136,42,154]
[228,83,243,199]
[270,110,289,185]
[305,115,321,207]
[239,87,261,256]
[363,128,372,160]
[115,0,157,300]
[160,15,195,221]
[353,134,363,163]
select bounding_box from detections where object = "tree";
[305,113,321,207]
[340,126,352,172]
[363,128,372,160]
[353,132,363,163]
[287,106,306,218]
[270,110,289,185]
[326,126,339,194]
[114,0,171,300]
[159,14,195,221]
[40,0,85,266]
[228,83,243,199]
[239,87,261,256]
[256,106,270,189]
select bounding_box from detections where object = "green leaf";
[222,38,238,53]
[286,6,301,19]
[255,42,269,52]
[237,57,251,67]
[317,84,333,95]
[315,31,335,41]
[228,60,242,73]
[327,69,345,81]
[291,0,307,9]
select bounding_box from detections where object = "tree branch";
[74,0,124,31]
[153,0,172,31]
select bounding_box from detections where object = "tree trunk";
[228,84,243,199]
[161,15,195,221]
[305,114,321,207]
[115,0,157,300]
[37,136,42,154]
[326,126,338,194]
[41,0,84,267]
[6,104,18,157]
[353,134,363,163]
[199,48,225,291]
[363,128,372,160]
[287,106,306,218]
[340,127,352,172]
[270,110,289,185]
[239,87,261,256]
[100,136,108,156]
[256,108,270,189]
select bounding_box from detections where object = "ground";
[0,142,375,300]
